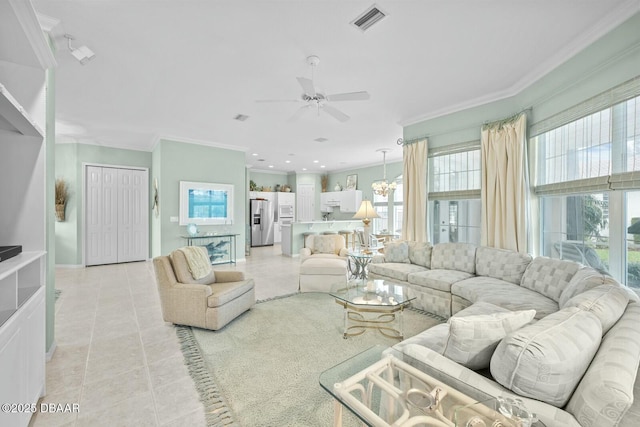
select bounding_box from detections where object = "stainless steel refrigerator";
[250,199,274,247]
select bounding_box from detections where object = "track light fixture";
[64,34,95,65]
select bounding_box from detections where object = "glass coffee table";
[331,279,415,340]
[320,345,544,427]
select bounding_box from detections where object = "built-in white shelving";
[0,83,44,137]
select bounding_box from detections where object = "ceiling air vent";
[351,5,387,32]
[234,114,249,122]
[314,137,328,143]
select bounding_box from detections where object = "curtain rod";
[482,108,531,131]
[396,136,428,146]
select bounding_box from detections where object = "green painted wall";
[326,161,403,220]
[404,12,640,149]
[45,66,56,353]
[153,139,246,257]
[248,170,293,191]
[54,143,152,265]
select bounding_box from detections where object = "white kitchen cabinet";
[320,192,341,212]
[338,190,363,213]
[320,191,362,213]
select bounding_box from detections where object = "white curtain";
[402,139,428,242]
[481,113,528,252]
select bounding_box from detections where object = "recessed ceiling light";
[313,160,319,163]
[320,165,326,168]
[285,160,291,164]
[252,153,258,156]
[268,165,274,168]
[302,168,307,171]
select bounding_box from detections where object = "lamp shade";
[352,200,380,220]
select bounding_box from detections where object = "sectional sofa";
[369,241,640,427]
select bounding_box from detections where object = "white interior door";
[297,184,315,222]
[117,168,148,263]
[85,165,148,266]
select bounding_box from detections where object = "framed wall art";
[346,174,358,190]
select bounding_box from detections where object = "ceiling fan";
[256,55,370,122]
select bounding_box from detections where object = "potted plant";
[55,178,69,221]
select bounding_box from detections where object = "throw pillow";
[564,284,629,334]
[384,241,410,263]
[490,307,602,407]
[442,309,536,370]
[169,249,216,285]
[313,235,336,254]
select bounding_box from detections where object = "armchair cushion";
[312,235,336,254]
[170,249,216,285]
[207,279,256,308]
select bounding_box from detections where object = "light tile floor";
[29,244,640,426]
[30,244,298,427]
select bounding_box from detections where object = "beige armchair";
[299,234,348,292]
[153,249,255,330]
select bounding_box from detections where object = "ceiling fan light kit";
[257,55,370,122]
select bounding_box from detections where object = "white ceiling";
[33,0,640,173]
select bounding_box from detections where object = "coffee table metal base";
[336,301,406,340]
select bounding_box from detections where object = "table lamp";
[352,200,380,254]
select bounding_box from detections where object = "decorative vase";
[334,183,341,191]
[55,204,65,222]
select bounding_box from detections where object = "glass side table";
[347,250,375,279]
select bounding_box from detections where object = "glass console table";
[181,233,239,265]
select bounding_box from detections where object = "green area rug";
[177,292,443,426]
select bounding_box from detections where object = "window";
[428,146,481,245]
[533,86,640,287]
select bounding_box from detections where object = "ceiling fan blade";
[322,104,350,122]
[296,77,316,97]
[287,105,311,123]
[326,91,370,102]
[255,99,300,103]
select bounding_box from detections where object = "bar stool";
[301,231,317,248]
[339,230,355,250]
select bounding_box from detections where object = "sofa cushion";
[368,262,428,282]
[564,284,629,334]
[443,309,536,370]
[312,235,337,254]
[408,242,432,268]
[558,267,608,308]
[452,277,558,320]
[169,249,216,285]
[490,307,602,407]
[408,269,474,293]
[384,241,410,263]
[299,257,347,275]
[520,256,581,302]
[431,242,476,274]
[475,247,532,285]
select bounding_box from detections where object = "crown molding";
[148,133,248,153]
[8,0,56,69]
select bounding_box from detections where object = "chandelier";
[371,148,397,197]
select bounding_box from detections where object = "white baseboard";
[55,264,84,269]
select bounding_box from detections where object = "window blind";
[530,75,640,137]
